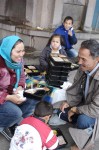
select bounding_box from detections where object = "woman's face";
[51,37,61,50]
[11,42,25,63]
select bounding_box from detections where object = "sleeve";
[53,26,61,35]
[68,30,77,45]
[0,70,8,104]
[45,130,58,150]
[66,69,84,107]
[18,62,26,88]
[78,82,99,118]
[54,29,59,34]
[39,47,49,70]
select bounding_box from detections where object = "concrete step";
[24,46,41,65]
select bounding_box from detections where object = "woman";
[0,35,37,140]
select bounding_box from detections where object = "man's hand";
[68,107,79,122]
[68,109,75,122]
[71,107,79,114]
[60,101,69,112]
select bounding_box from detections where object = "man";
[57,39,99,150]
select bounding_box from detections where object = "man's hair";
[63,16,73,24]
[81,39,99,58]
[34,101,53,117]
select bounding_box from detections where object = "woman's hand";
[6,94,25,104]
[13,86,23,94]
[60,101,69,112]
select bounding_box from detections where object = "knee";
[77,114,95,129]
[77,114,87,129]
[14,109,23,119]
[8,107,22,120]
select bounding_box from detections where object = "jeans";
[66,48,78,58]
[57,108,96,129]
[0,98,38,130]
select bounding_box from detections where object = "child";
[39,34,67,71]
[9,101,58,150]
[54,16,78,58]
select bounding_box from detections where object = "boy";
[9,101,58,150]
[54,16,78,58]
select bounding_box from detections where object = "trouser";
[57,107,96,129]
[0,98,38,131]
[66,48,78,58]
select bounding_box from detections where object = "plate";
[52,128,68,149]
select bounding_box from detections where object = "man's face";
[78,48,98,72]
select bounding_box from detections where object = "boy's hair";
[34,101,53,117]
[46,34,65,46]
[81,39,99,58]
[63,16,73,24]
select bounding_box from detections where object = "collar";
[50,45,62,51]
[85,63,99,77]
[61,24,73,31]
[33,115,45,123]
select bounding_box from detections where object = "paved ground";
[0,70,99,150]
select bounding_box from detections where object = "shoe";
[9,125,17,135]
[1,128,13,141]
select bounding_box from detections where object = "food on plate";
[53,130,57,135]
[57,135,66,145]
[28,65,36,70]
[24,68,32,73]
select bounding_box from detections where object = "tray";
[24,87,50,100]
[52,128,68,149]
[49,55,71,67]
[47,70,69,76]
[47,74,68,81]
[24,65,40,76]
[48,61,71,72]
[46,77,65,87]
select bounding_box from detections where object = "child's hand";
[68,30,72,36]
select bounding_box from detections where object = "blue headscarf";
[0,35,23,89]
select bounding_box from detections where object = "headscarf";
[0,35,23,89]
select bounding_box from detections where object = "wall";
[0,22,99,65]
[0,0,88,30]
[92,0,99,31]
[62,0,87,29]
[0,0,26,23]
